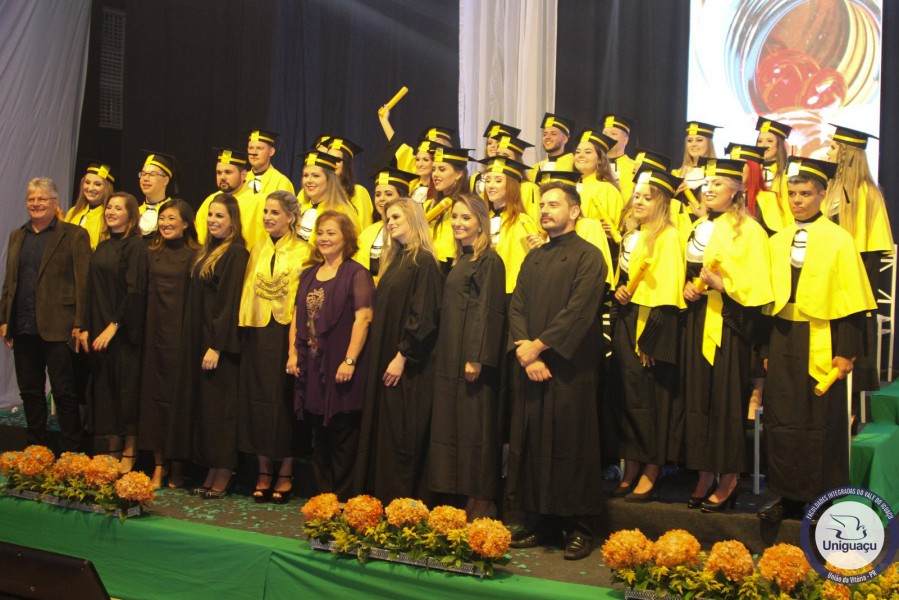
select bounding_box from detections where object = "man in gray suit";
[0,177,91,451]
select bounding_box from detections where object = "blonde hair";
[193,193,245,281]
[824,143,884,238]
[623,184,674,257]
[305,166,356,216]
[379,198,438,275]
[72,173,114,215]
[716,177,747,240]
[678,136,717,173]
[451,193,491,263]
[267,190,301,236]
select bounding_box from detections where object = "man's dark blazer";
[0,220,91,342]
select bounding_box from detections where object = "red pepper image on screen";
[753,48,847,113]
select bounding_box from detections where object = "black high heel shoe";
[687,491,713,509]
[625,486,659,503]
[610,482,634,498]
[253,472,273,504]
[700,490,739,513]
[271,475,293,505]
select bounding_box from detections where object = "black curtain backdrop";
[555,0,691,162]
[119,0,458,209]
[269,0,459,186]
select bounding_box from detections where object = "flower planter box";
[7,489,142,519]
[624,589,684,600]
[309,538,487,578]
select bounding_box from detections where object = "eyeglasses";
[138,171,165,179]
[27,196,57,204]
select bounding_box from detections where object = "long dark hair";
[193,193,244,280]
[149,199,201,252]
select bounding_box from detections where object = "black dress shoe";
[757,499,785,522]
[625,487,659,503]
[700,491,739,513]
[563,533,594,560]
[687,491,712,509]
[610,483,633,498]
[509,530,542,549]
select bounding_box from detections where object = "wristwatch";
[344,357,356,366]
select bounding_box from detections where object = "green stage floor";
[0,497,622,600]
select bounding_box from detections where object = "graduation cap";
[755,117,792,139]
[537,170,581,186]
[602,114,635,134]
[483,120,520,139]
[371,167,418,195]
[633,168,683,196]
[477,156,530,182]
[416,139,439,154]
[490,134,534,157]
[725,143,765,164]
[831,124,877,149]
[578,129,617,154]
[685,121,720,139]
[418,126,455,144]
[215,148,249,167]
[141,151,176,178]
[247,128,279,146]
[540,112,575,137]
[786,156,837,188]
[298,150,341,172]
[634,148,671,172]
[85,162,116,183]
[318,135,364,158]
[699,158,744,181]
[431,146,473,168]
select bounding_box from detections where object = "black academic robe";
[138,238,195,453]
[167,241,249,466]
[506,230,607,516]
[354,249,443,503]
[86,233,147,436]
[428,248,506,500]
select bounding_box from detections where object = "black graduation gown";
[354,249,443,503]
[609,295,681,467]
[167,242,249,466]
[138,238,195,453]
[681,263,756,474]
[506,231,607,516]
[765,265,865,503]
[428,248,506,500]
[86,234,147,436]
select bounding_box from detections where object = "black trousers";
[12,334,83,452]
[306,410,362,502]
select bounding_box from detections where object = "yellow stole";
[239,234,315,327]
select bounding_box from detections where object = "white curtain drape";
[458,0,558,165]
[0,0,92,408]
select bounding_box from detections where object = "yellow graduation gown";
[755,189,789,233]
[766,216,876,382]
[64,204,105,250]
[298,184,373,231]
[493,212,538,293]
[238,234,315,327]
[245,165,295,197]
[526,153,574,182]
[837,182,894,253]
[613,154,636,202]
[353,222,388,284]
[574,217,614,285]
[578,173,624,232]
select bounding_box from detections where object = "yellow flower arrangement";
[652,529,701,568]
[601,528,654,569]
[84,454,121,488]
[467,518,511,560]
[343,495,383,533]
[0,450,21,476]
[757,543,811,594]
[16,445,55,477]
[820,580,851,600]
[114,472,156,505]
[385,497,429,528]
[52,452,92,482]
[704,540,755,582]
[427,505,467,535]
[301,493,341,522]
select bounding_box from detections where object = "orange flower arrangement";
[343,495,383,533]
[301,493,341,521]
[757,543,811,593]
[16,445,55,477]
[52,452,92,482]
[385,497,429,528]
[84,454,121,488]
[653,529,701,568]
[427,505,467,535]
[704,540,755,582]
[467,518,510,559]
[114,472,156,505]
[0,450,21,476]
[820,580,851,600]
[601,528,654,569]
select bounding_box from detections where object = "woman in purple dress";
[290,210,375,500]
